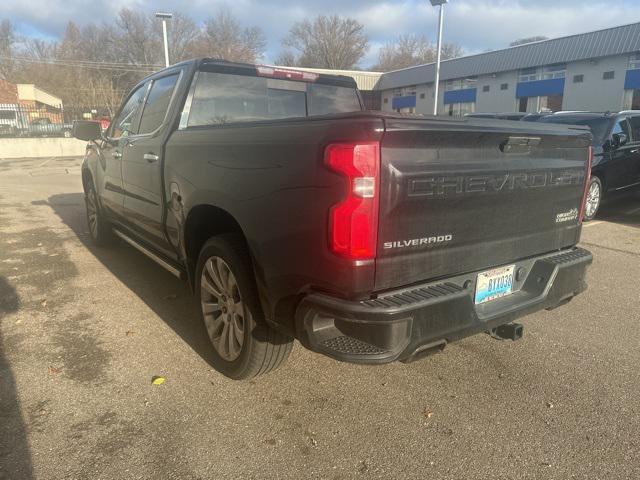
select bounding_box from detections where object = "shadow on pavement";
[46,193,218,369]
[596,188,640,228]
[0,277,33,480]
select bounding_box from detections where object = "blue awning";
[392,95,417,109]
[624,69,640,89]
[443,88,477,105]
[516,78,565,98]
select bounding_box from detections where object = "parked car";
[25,117,74,138]
[537,111,640,220]
[0,104,28,136]
[74,59,593,380]
[465,112,529,120]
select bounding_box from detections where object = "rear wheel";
[84,180,112,246]
[584,176,602,221]
[196,235,293,380]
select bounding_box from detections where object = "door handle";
[631,149,639,154]
[143,153,159,163]
[112,151,122,159]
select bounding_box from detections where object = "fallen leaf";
[41,300,47,308]
[125,330,136,337]
[48,366,61,375]
[151,376,166,385]
[546,402,554,409]
[423,409,434,419]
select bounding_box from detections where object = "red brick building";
[0,78,19,104]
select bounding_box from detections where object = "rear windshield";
[188,72,361,127]
[538,115,611,142]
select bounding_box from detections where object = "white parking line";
[37,157,56,168]
[583,221,604,228]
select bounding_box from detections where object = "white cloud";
[1,0,638,67]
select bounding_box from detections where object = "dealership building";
[368,22,640,116]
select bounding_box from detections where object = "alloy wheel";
[585,180,600,219]
[200,256,245,361]
[86,189,99,239]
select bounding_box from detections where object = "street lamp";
[156,12,173,68]
[430,0,448,115]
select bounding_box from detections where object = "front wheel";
[84,180,112,246]
[196,235,293,380]
[583,176,602,222]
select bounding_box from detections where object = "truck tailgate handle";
[144,153,159,163]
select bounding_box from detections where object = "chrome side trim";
[179,70,199,130]
[614,180,640,191]
[113,229,181,278]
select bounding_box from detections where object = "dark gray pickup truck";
[73,58,593,379]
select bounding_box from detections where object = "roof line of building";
[382,19,640,77]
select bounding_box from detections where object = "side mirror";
[611,132,628,148]
[72,120,102,141]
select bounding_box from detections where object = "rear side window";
[307,84,361,116]
[187,72,360,127]
[139,74,180,134]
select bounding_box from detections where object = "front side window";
[138,74,180,135]
[187,72,360,127]
[612,118,631,140]
[627,116,640,142]
[111,83,148,138]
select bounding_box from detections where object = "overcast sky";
[2,0,640,67]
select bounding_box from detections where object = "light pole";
[430,0,448,115]
[156,12,173,68]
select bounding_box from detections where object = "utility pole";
[430,1,449,116]
[156,12,173,68]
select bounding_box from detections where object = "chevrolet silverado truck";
[73,59,593,380]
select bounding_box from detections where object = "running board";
[113,229,182,278]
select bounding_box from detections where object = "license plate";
[474,265,515,305]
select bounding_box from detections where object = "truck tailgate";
[375,117,591,291]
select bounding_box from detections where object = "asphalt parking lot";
[1,156,639,480]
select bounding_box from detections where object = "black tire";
[196,234,293,380]
[84,179,113,246]
[583,176,602,222]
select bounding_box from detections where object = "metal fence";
[0,103,112,138]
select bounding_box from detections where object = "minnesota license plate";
[474,265,515,305]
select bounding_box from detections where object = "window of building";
[543,64,566,79]
[482,85,490,92]
[501,83,509,90]
[445,77,477,91]
[405,85,417,96]
[383,98,389,104]
[629,53,640,70]
[447,102,475,117]
[519,67,539,82]
[603,71,615,80]
[393,88,403,97]
[419,93,426,99]
[573,74,584,84]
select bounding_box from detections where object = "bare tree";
[188,11,266,63]
[280,15,368,69]
[509,36,548,47]
[373,34,463,72]
[274,51,297,67]
[0,20,17,78]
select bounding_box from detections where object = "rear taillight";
[579,146,593,223]
[325,142,380,260]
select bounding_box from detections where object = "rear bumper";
[295,247,592,364]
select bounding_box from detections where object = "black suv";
[538,111,640,220]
